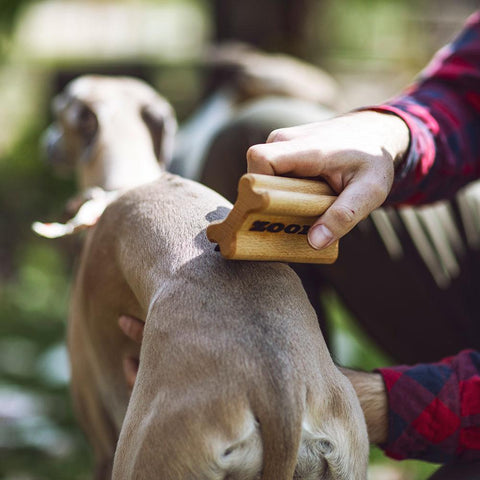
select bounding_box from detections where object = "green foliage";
[0,0,36,59]
[322,289,393,370]
[0,0,32,30]
[0,103,92,479]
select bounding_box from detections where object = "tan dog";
[47,76,368,479]
[73,175,368,480]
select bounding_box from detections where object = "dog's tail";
[253,379,304,480]
[255,379,368,480]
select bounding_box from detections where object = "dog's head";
[44,75,177,191]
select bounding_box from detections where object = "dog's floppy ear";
[141,98,177,168]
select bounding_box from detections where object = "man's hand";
[247,110,410,249]
[118,315,144,391]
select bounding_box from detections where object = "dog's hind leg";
[69,314,118,479]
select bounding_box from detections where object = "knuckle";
[267,128,289,143]
[247,145,270,171]
[362,180,390,204]
[246,144,260,162]
[330,204,356,227]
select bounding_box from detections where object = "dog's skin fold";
[70,174,368,480]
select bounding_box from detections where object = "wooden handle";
[207,174,339,264]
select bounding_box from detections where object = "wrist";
[377,111,411,169]
[339,367,388,445]
[351,109,411,168]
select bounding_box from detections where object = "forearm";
[340,368,388,445]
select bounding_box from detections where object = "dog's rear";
[73,174,368,479]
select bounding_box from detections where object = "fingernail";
[118,315,128,328]
[308,225,334,250]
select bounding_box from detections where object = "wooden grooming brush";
[207,173,338,264]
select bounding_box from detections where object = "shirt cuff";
[377,350,480,463]
[358,101,438,205]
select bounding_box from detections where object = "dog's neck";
[76,137,164,193]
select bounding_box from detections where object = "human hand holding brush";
[246,110,410,250]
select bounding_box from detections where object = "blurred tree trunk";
[211,0,317,59]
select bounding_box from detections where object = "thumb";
[308,180,386,249]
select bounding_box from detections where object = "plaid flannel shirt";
[378,351,480,463]
[371,11,480,463]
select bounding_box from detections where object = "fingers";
[123,356,139,391]
[118,315,144,344]
[266,124,317,143]
[266,127,296,143]
[247,114,399,249]
[248,125,302,175]
[247,148,275,175]
[308,178,388,249]
[248,140,386,248]
[247,139,326,178]
[119,315,143,391]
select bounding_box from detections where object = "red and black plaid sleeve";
[372,11,480,205]
[367,11,480,463]
[377,350,480,462]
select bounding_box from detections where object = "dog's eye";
[75,103,98,140]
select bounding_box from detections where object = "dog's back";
[70,173,368,479]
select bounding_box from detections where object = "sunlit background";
[0,1,477,478]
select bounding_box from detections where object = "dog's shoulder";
[106,173,231,223]
[90,173,232,268]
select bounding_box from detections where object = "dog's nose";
[42,124,67,165]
